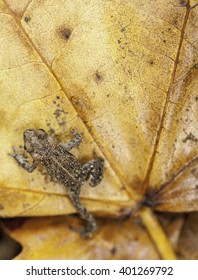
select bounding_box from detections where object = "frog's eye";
[24,129,35,139]
[37,129,46,139]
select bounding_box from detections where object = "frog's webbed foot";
[69,223,96,238]
[81,157,104,187]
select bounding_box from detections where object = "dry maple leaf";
[0,0,197,259]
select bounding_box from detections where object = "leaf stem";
[139,207,176,260]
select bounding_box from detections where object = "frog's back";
[42,143,81,186]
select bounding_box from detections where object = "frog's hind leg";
[67,187,96,237]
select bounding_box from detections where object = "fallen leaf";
[0,0,197,259]
[178,212,198,259]
[2,216,160,260]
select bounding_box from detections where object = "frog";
[9,128,104,237]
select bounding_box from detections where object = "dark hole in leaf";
[0,225,22,260]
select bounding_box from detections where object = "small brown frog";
[10,129,104,237]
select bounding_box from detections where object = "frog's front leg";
[63,129,82,151]
[67,186,97,237]
[80,158,104,187]
[9,148,39,172]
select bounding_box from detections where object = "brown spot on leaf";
[24,16,31,23]
[94,71,103,84]
[54,109,62,117]
[110,246,117,255]
[179,0,189,7]
[59,27,72,41]
[173,19,178,26]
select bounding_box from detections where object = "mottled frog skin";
[10,129,104,237]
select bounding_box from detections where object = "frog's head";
[23,129,54,157]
